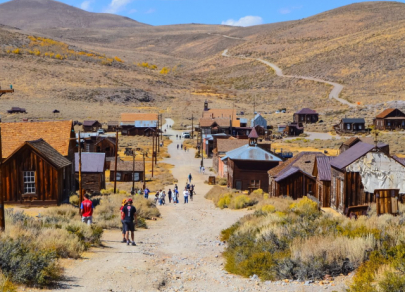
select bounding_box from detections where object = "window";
[133,173,140,181]
[23,171,36,194]
[346,124,350,130]
[116,172,121,181]
[388,122,391,126]
[358,125,362,130]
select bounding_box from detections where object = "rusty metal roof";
[83,120,100,127]
[221,145,282,162]
[75,153,105,173]
[376,108,396,119]
[110,160,144,171]
[331,142,374,170]
[315,156,334,181]
[216,139,248,153]
[269,152,324,177]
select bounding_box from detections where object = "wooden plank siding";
[75,173,105,194]
[2,146,65,204]
[275,172,316,199]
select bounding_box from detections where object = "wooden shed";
[110,160,145,182]
[83,120,102,132]
[269,152,325,198]
[334,118,366,134]
[313,156,334,207]
[293,108,319,124]
[94,137,116,157]
[75,153,105,194]
[373,108,405,131]
[1,139,72,205]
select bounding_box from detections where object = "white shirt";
[183,190,189,197]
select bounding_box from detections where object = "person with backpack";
[81,193,93,225]
[121,198,137,246]
[120,199,127,243]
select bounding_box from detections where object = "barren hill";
[0,0,147,30]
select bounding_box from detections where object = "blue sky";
[2,0,405,26]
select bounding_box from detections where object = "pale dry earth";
[21,119,350,292]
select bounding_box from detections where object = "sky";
[2,0,405,26]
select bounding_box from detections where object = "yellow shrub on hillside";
[160,67,170,74]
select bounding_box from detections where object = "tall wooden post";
[157,114,160,153]
[78,131,83,211]
[200,129,204,167]
[152,131,154,178]
[0,127,5,232]
[143,153,146,189]
[191,114,194,139]
[132,150,135,194]
[113,130,118,194]
[160,114,163,144]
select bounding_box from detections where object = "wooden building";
[1,120,76,193]
[120,113,158,136]
[251,114,267,128]
[313,156,334,207]
[213,138,248,177]
[339,137,389,155]
[330,142,405,216]
[285,122,304,136]
[334,118,366,134]
[110,160,145,182]
[373,108,405,131]
[94,137,116,157]
[83,120,102,132]
[269,152,325,199]
[107,121,120,132]
[75,153,106,194]
[1,139,72,205]
[221,129,282,193]
[293,108,319,124]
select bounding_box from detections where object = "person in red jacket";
[81,193,94,225]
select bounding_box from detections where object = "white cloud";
[145,8,156,14]
[104,0,132,13]
[221,16,263,27]
[278,5,303,15]
[80,0,93,11]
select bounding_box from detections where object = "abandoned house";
[213,138,248,177]
[334,118,367,134]
[268,152,325,199]
[1,139,72,205]
[120,113,158,136]
[75,153,106,194]
[109,160,145,182]
[339,137,389,155]
[251,114,267,128]
[107,121,120,132]
[313,156,334,208]
[373,108,405,131]
[285,122,304,136]
[330,142,405,216]
[293,108,319,124]
[221,129,282,193]
[83,120,102,132]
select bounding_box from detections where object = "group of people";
[177,144,189,151]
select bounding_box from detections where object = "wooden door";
[375,189,399,216]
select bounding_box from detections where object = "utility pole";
[131,149,135,195]
[113,130,118,194]
[191,114,194,139]
[152,131,155,178]
[157,114,160,153]
[200,130,204,167]
[0,127,4,232]
[78,131,83,212]
[143,153,146,189]
[160,114,163,144]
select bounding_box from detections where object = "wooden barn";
[83,120,102,132]
[293,108,319,124]
[313,156,334,207]
[373,108,405,131]
[269,152,325,199]
[110,160,145,182]
[1,139,72,205]
[221,129,282,193]
[120,113,158,136]
[330,142,405,216]
[75,153,105,194]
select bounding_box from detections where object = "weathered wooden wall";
[110,171,144,182]
[75,173,105,194]
[274,172,316,199]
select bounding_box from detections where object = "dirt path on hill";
[222,49,355,108]
[27,119,349,292]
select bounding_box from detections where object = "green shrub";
[221,222,240,241]
[218,178,227,186]
[0,272,16,292]
[379,271,405,292]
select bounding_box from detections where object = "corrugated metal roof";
[221,145,282,162]
[274,167,301,182]
[316,156,334,181]
[120,120,157,127]
[239,118,248,123]
[342,118,365,124]
[75,153,105,173]
[83,120,100,127]
[331,142,374,170]
[295,108,318,115]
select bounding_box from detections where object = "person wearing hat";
[120,199,127,243]
[121,198,137,246]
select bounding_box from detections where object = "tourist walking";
[202,166,205,175]
[184,146,187,152]
[168,189,172,203]
[188,173,192,183]
[120,199,127,242]
[81,193,93,225]
[183,188,189,204]
[144,187,150,199]
[174,184,178,192]
[159,190,166,206]
[173,188,179,204]
[181,144,183,150]
[121,198,137,246]
[190,185,195,201]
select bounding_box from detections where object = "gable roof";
[3,139,71,169]
[248,127,259,138]
[342,137,360,147]
[342,118,365,124]
[83,120,100,127]
[199,118,230,128]
[110,160,144,172]
[314,156,334,181]
[331,142,375,170]
[75,153,105,173]
[121,113,158,122]
[202,108,237,120]
[216,139,248,153]
[269,152,325,177]
[393,156,405,167]
[95,136,116,146]
[221,145,282,162]
[295,108,318,115]
[1,120,73,158]
[376,108,396,119]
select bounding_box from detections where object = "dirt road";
[222,49,355,108]
[32,119,348,292]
